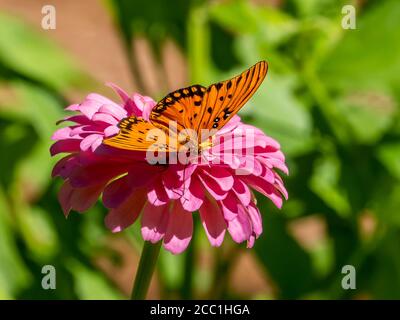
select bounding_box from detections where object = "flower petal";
[247,202,262,236]
[181,176,204,211]
[141,203,169,243]
[50,139,81,156]
[80,134,103,152]
[233,178,251,206]
[199,197,226,247]
[105,188,147,232]
[69,184,104,213]
[163,202,193,254]
[58,181,74,217]
[242,175,283,209]
[227,205,252,243]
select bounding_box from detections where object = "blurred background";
[0,0,399,299]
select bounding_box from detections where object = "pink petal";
[80,134,103,151]
[69,125,103,137]
[203,167,234,191]
[76,99,102,119]
[274,173,289,200]
[65,103,80,111]
[163,202,193,254]
[141,203,169,243]
[58,181,74,217]
[52,155,75,178]
[133,94,156,120]
[227,206,252,243]
[104,125,120,137]
[106,82,130,103]
[91,112,119,125]
[98,104,127,120]
[198,167,234,200]
[147,180,170,206]
[259,156,289,175]
[199,197,226,246]
[247,234,256,248]
[50,139,81,156]
[68,161,128,188]
[216,115,241,135]
[236,157,263,176]
[233,179,251,206]
[105,188,147,232]
[242,175,283,209]
[220,191,242,221]
[69,183,104,213]
[247,203,262,236]
[103,164,160,208]
[181,176,204,211]
[86,93,118,107]
[52,127,72,140]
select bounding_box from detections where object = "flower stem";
[131,241,162,300]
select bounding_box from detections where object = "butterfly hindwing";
[103,117,175,151]
[103,61,267,152]
[195,61,268,139]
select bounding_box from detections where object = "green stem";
[131,241,162,300]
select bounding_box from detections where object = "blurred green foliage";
[0,0,400,299]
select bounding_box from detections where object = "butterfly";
[103,61,268,155]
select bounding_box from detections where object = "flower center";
[198,137,213,152]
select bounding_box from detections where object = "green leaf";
[241,72,313,156]
[254,205,317,298]
[67,260,124,300]
[335,90,396,144]
[377,143,400,180]
[371,183,400,227]
[0,81,64,195]
[210,0,298,46]
[17,206,59,261]
[319,0,400,91]
[0,13,87,91]
[309,153,351,217]
[158,249,185,292]
[363,232,400,299]
[0,188,31,297]
[13,81,64,138]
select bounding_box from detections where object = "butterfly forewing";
[102,61,267,152]
[150,85,206,133]
[196,61,268,140]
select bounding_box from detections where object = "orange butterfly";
[103,61,268,154]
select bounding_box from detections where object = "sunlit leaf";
[377,143,400,180]
[242,72,313,156]
[0,188,31,297]
[67,260,124,300]
[210,0,298,46]
[0,13,88,91]
[309,153,351,217]
[319,0,400,91]
[254,205,317,299]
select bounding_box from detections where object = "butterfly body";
[103,61,268,156]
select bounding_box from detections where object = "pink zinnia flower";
[51,84,288,254]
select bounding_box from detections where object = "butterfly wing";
[195,61,268,139]
[150,84,206,133]
[103,116,176,152]
[103,61,267,152]
[103,84,207,153]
